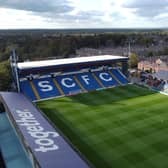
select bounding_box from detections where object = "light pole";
[126,38,134,58]
[128,41,131,58]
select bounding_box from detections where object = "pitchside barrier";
[0,92,90,168]
[20,68,129,101]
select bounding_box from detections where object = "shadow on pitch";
[68,85,157,106]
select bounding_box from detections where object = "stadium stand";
[140,73,168,92]
[20,68,129,101]
[55,74,82,95]
[20,79,37,101]
[33,77,61,99]
[76,72,102,91]
[93,70,118,87]
[110,68,128,84]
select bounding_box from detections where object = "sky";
[0,0,168,29]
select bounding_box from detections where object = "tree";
[129,53,138,68]
[147,51,154,57]
[0,60,12,91]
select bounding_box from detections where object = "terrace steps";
[52,78,65,95]
[29,81,40,100]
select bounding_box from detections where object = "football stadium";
[0,51,168,168]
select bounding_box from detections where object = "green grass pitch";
[37,84,168,168]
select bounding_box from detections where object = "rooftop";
[17,55,128,70]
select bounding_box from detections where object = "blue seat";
[20,80,36,101]
[111,69,128,84]
[55,75,82,95]
[75,72,101,91]
[93,71,118,87]
[33,77,61,99]
[20,69,129,101]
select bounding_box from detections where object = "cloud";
[66,10,104,21]
[0,0,74,13]
[0,0,105,26]
[123,0,168,18]
[124,0,167,8]
[42,10,104,27]
[0,0,168,28]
